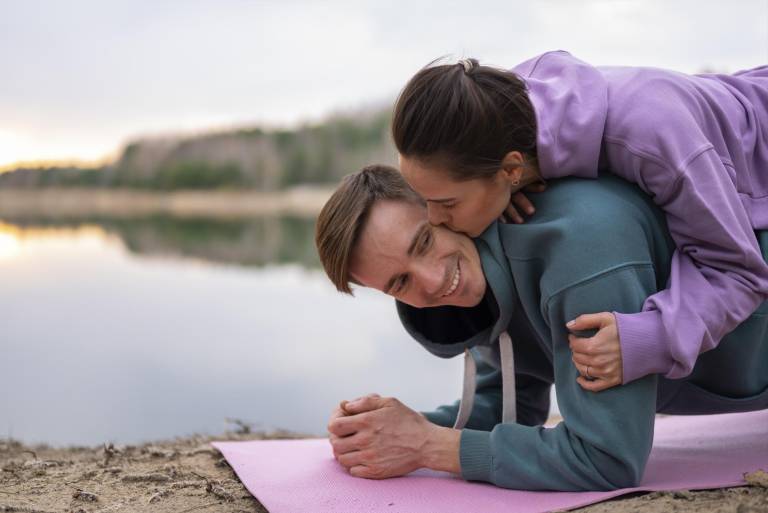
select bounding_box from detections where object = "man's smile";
[440,256,461,298]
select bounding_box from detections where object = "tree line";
[0,109,396,191]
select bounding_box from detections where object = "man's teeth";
[442,265,461,297]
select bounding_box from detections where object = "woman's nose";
[427,204,450,227]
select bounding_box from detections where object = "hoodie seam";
[603,137,714,180]
[524,50,569,78]
[542,262,654,318]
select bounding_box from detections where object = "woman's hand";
[502,183,547,224]
[567,312,624,392]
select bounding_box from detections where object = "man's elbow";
[594,452,646,490]
[604,463,643,489]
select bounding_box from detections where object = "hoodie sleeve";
[606,145,768,383]
[459,264,658,490]
[423,349,551,430]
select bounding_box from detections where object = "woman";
[392,51,768,391]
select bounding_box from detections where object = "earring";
[511,178,520,186]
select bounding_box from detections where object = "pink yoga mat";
[213,410,768,513]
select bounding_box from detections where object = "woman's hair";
[392,58,538,181]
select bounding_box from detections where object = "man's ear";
[500,151,525,184]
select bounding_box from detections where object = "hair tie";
[458,58,474,74]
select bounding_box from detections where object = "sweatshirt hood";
[396,222,518,358]
[513,50,608,179]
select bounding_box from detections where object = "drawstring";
[452,331,516,430]
[452,348,477,430]
[498,332,517,424]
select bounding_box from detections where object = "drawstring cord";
[452,332,516,430]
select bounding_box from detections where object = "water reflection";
[0,218,558,447]
[0,214,320,268]
[0,219,467,446]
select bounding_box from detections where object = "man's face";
[349,199,487,308]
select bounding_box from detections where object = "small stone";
[671,490,694,500]
[744,469,768,488]
[143,446,175,458]
[206,482,235,502]
[72,489,98,502]
[121,473,171,483]
[148,489,172,504]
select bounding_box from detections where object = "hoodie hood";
[513,50,608,180]
[396,222,518,358]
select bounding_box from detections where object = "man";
[314,165,768,491]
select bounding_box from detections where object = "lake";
[0,215,557,447]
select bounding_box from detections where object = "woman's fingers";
[566,312,614,331]
[572,353,624,391]
[573,359,599,378]
[571,350,593,366]
[511,191,536,216]
[576,376,616,392]
[504,203,524,224]
[571,351,614,369]
[503,192,537,224]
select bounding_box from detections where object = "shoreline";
[0,187,333,219]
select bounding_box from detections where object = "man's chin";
[442,293,483,308]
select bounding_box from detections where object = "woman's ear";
[500,151,525,185]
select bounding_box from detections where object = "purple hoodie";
[512,51,768,383]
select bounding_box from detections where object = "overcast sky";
[1,0,766,169]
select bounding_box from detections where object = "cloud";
[0,0,765,165]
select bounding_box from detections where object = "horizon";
[0,101,391,173]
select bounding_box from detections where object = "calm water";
[0,215,556,447]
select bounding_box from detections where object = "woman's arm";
[612,147,768,383]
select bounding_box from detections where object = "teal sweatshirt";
[397,175,768,491]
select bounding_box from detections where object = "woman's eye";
[443,202,456,209]
[397,275,410,292]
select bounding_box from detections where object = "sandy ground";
[2,433,767,513]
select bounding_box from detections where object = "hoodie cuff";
[459,429,493,483]
[614,310,672,383]
[421,410,456,428]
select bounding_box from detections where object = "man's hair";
[315,164,424,294]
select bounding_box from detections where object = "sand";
[2,433,767,513]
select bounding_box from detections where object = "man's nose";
[427,204,450,227]
[413,259,445,298]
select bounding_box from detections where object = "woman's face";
[399,156,512,238]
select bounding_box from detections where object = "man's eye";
[419,230,432,253]
[443,202,456,209]
[397,275,410,292]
